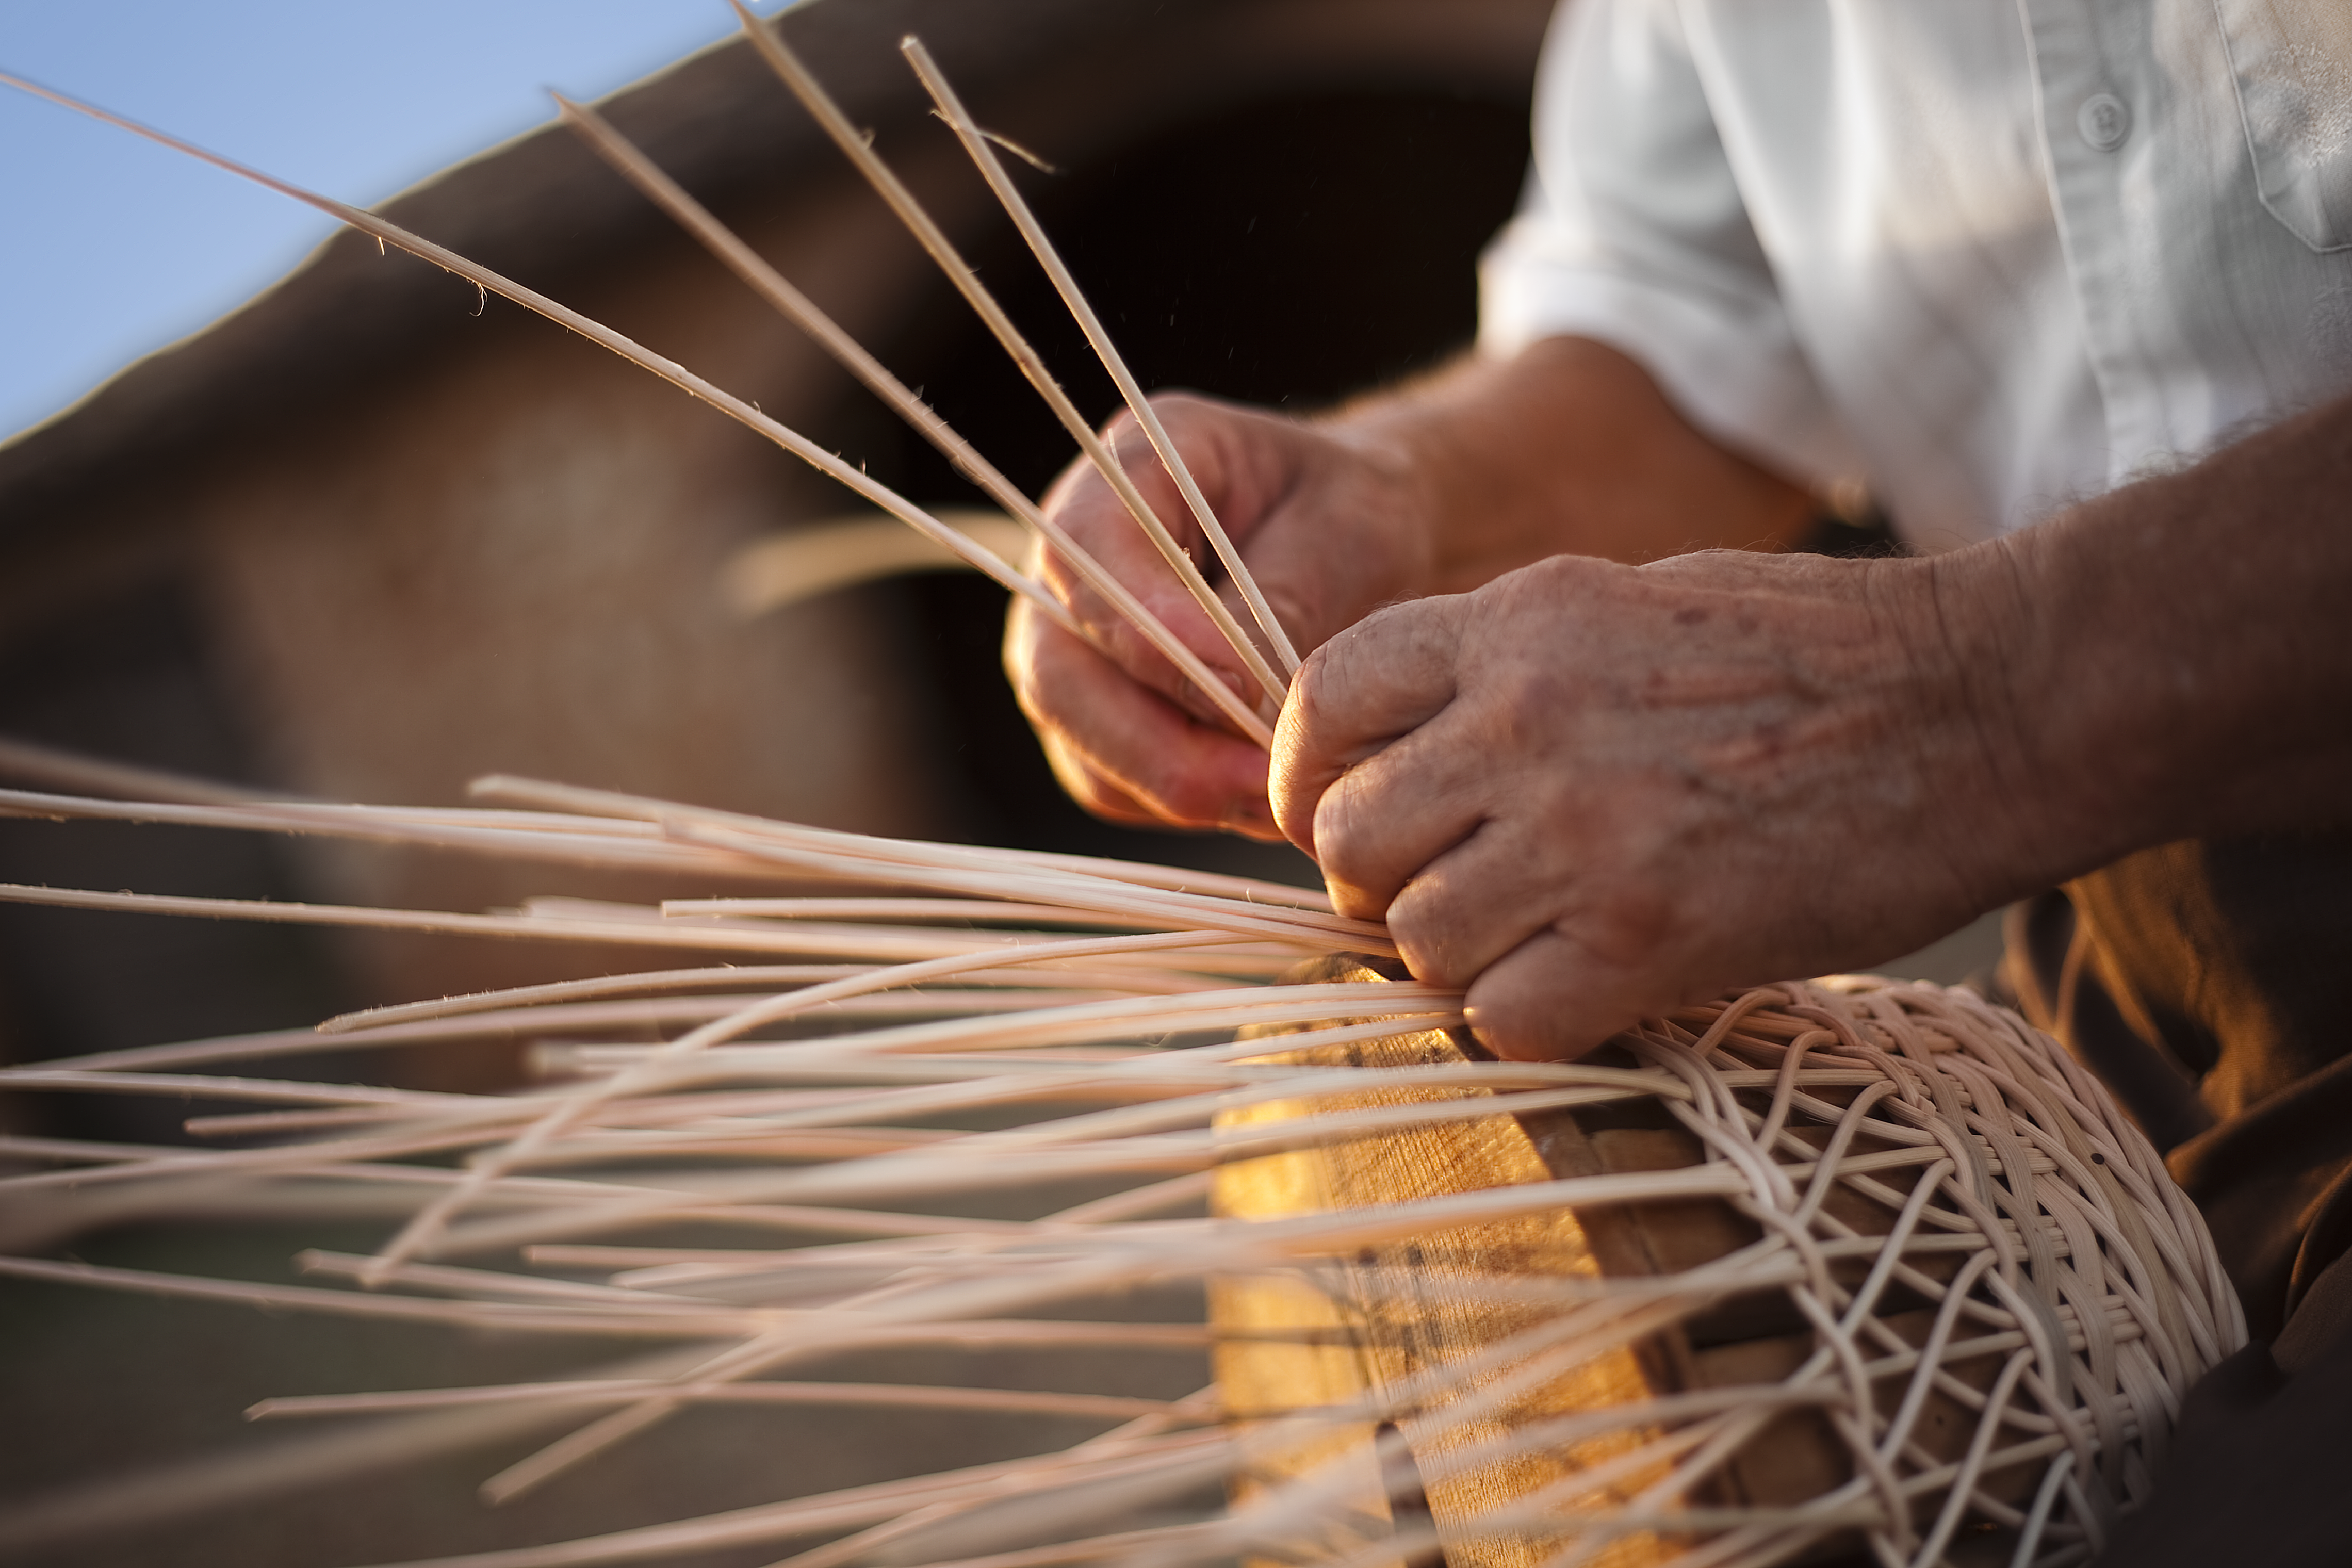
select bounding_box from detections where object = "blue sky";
[0,1,793,439]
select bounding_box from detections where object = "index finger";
[1270,596,1465,859]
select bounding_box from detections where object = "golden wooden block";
[1210,958,2029,1568]
[1213,956,1678,1568]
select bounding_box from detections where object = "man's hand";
[1005,340,1820,840]
[1270,383,2352,1059]
[1005,394,1434,839]
[1272,549,2030,1058]
[1010,336,2352,1060]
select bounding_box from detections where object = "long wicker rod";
[549,94,1275,746]
[351,924,1337,1283]
[2,969,2244,1565]
[0,776,1368,947]
[0,770,1334,912]
[448,777,1373,943]
[310,963,1203,1036]
[725,2,1291,712]
[0,75,1165,688]
[902,37,1302,676]
[466,774,1332,909]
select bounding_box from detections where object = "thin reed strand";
[725,2,1288,712]
[0,73,1090,644]
[902,37,1301,675]
[550,93,1274,747]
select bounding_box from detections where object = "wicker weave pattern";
[1204,973,2242,1568]
[0,782,2242,1568]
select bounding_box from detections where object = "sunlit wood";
[1215,957,1675,1568]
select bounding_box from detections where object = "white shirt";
[1479,0,2352,551]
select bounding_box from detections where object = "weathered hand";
[1005,341,1822,842]
[1272,548,2029,1058]
[1005,393,1430,839]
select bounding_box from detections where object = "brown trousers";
[2007,831,2352,1565]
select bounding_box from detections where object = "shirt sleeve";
[1479,0,1863,494]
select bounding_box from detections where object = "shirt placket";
[2014,0,2176,484]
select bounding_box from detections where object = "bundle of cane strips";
[0,13,2242,1568]
[0,772,2243,1568]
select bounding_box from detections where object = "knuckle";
[1152,389,1212,420]
[1558,892,1678,978]
[1284,647,1342,735]
[1116,750,1181,812]
[1141,390,1222,442]
[1310,781,1370,875]
[1384,893,1466,988]
[1005,636,1068,725]
[1461,985,1557,1063]
[1099,617,1172,688]
[1031,538,1083,599]
[1041,462,1124,538]
[1339,598,1453,695]
[1110,424,1156,467]
[1269,772,1318,855]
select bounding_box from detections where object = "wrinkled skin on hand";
[1004,393,1431,840]
[1272,549,2024,1059]
[1009,351,2352,1063]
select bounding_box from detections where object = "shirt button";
[2078,93,2131,152]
